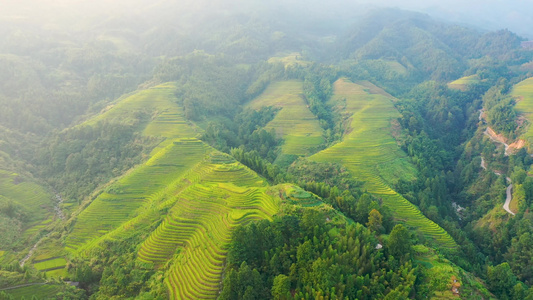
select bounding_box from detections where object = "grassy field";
[512,77,533,146]
[448,75,480,91]
[133,152,280,299]
[311,78,457,250]
[247,80,324,156]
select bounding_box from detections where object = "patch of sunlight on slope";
[513,77,533,146]
[311,78,457,250]
[247,80,324,156]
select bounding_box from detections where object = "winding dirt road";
[483,128,511,156]
[480,157,515,215]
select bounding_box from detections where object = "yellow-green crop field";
[33,257,67,272]
[513,77,533,145]
[65,138,210,252]
[136,152,280,299]
[448,75,480,91]
[311,78,457,250]
[247,80,324,156]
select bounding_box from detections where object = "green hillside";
[84,82,200,152]
[247,80,325,157]
[142,153,280,299]
[66,83,205,253]
[62,83,281,298]
[65,139,210,253]
[311,78,457,249]
[2,4,533,299]
[0,169,52,252]
[512,77,533,145]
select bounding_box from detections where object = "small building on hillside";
[521,41,533,49]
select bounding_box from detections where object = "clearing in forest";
[311,78,457,250]
[448,74,480,91]
[267,52,310,68]
[247,80,324,157]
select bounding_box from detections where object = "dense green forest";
[2,1,533,299]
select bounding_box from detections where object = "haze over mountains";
[2,0,533,39]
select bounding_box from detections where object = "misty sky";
[364,0,533,38]
[2,0,533,38]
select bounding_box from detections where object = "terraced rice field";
[448,74,480,91]
[311,78,457,249]
[66,83,210,253]
[137,153,280,299]
[0,170,53,248]
[512,77,533,145]
[247,80,325,156]
[33,257,67,273]
[66,139,210,252]
[84,82,200,153]
[2,284,60,300]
